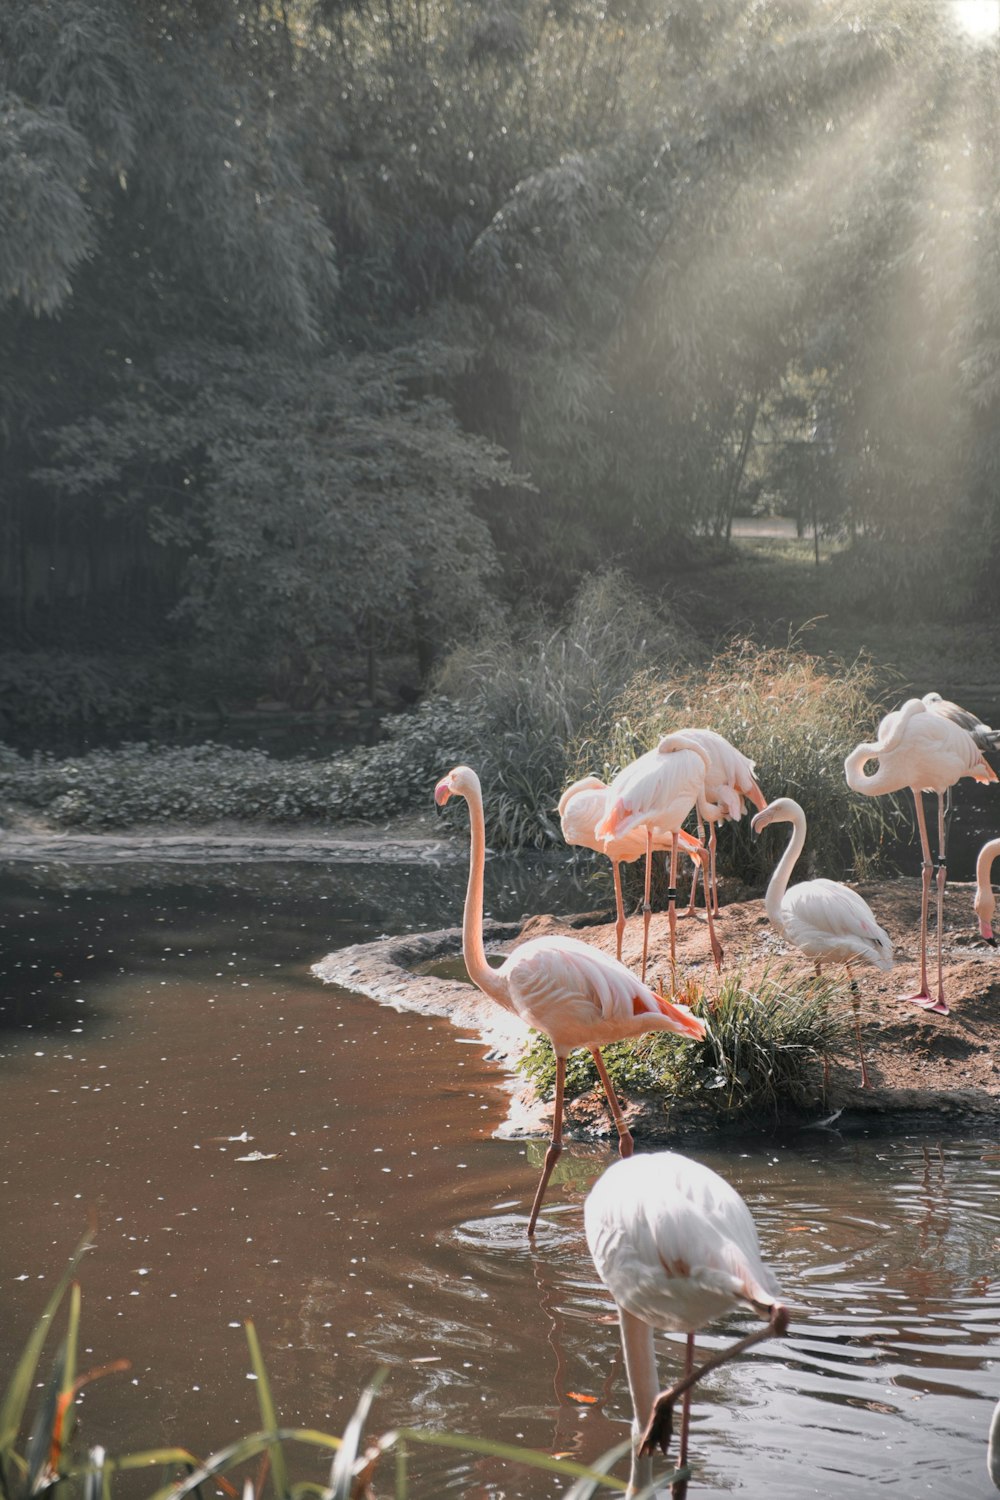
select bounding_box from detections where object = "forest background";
[2,0,999,857]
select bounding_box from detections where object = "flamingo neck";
[618,1309,658,1496]
[765,808,806,929]
[975,839,1000,930]
[845,700,924,794]
[459,782,509,1009]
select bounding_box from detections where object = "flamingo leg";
[670,1334,695,1500]
[846,963,870,1089]
[612,859,626,963]
[527,1054,565,1237]
[901,789,934,1007]
[639,1303,790,1458]
[698,849,724,972]
[684,818,705,916]
[708,820,720,917]
[667,833,679,986]
[641,828,653,984]
[590,1048,633,1158]
[927,793,950,1015]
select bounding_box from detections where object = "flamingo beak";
[750,811,765,836]
[434,778,452,808]
[979,919,996,947]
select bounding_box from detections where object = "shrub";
[571,636,901,888]
[430,570,693,847]
[519,967,846,1127]
[0,652,174,740]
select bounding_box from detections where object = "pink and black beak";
[434,776,453,810]
[979,920,997,947]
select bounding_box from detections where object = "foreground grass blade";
[243,1324,288,1500]
[560,1440,633,1499]
[0,1233,93,1453]
[327,1371,388,1500]
[386,1427,628,1489]
[142,1429,341,1500]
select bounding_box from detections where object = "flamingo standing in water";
[434,766,706,1237]
[678,729,767,918]
[751,797,892,1089]
[585,1151,789,1498]
[558,776,705,961]
[595,735,724,984]
[845,698,997,1015]
[974,837,1000,945]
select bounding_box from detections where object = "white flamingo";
[434,766,706,1236]
[678,729,767,918]
[558,775,705,961]
[585,1151,789,1498]
[751,797,892,1089]
[974,837,1000,946]
[595,735,725,983]
[845,698,997,1014]
[922,691,1000,754]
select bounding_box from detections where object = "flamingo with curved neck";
[975,838,1000,945]
[845,698,997,1014]
[435,765,706,1237]
[674,728,767,919]
[585,1152,788,1498]
[595,732,725,983]
[752,797,892,1089]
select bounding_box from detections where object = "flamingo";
[844,698,997,1015]
[558,776,706,961]
[974,837,1000,946]
[751,797,892,1089]
[990,1396,1000,1489]
[595,735,724,984]
[922,691,1000,754]
[677,729,767,918]
[584,1151,789,1498]
[434,765,706,1237]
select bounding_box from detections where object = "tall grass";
[572,636,901,887]
[431,570,692,848]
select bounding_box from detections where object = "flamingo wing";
[585,1153,781,1333]
[782,879,893,969]
[502,935,703,1045]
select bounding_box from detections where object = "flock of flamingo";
[433,689,1000,1495]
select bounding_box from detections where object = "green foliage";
[573,637,901,888]
[0,697,478,830]
[520,967,846,1126]
[0,653,172,738]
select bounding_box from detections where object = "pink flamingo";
[752,796,892,1089]
[595,734,725,983]
[677,729,767,917]
[434,765,706,1237]
[585,1151,788,1498]
[558,775,705,961]
[845,698,997,1015]
[974,837,1000,946]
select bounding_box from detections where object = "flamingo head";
[434,764,480,807]
[751,797,791,835]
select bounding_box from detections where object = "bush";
[571,636,901,888]
[0,652,174,740]
[519,967,846,1127]
[431,570,693,847]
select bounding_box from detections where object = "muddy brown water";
[1,854,999,1499]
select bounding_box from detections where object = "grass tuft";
[519,966,846,1126]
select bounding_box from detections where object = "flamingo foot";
[638,1392,676,1458]
[923,997,950,1016]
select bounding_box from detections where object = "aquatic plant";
[519,967,846,1124]
[0,1237,671,1500]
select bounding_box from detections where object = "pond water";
[1,853,999,1499]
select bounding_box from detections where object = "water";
[1,855,998,1498]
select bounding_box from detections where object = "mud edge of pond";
[311,916,1000,1145]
